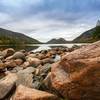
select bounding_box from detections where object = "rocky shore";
[0,42,100,100]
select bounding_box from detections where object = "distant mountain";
[73,20,100,43]
[0,28,41,44]
[96,20,100,26]
[47,38,70,44]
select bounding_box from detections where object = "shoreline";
[0,41,99,100]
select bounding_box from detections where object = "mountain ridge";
[46,38,70,44]
[72,20,100,43]
[0,28,41,44]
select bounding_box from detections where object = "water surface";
[0,43,88,52]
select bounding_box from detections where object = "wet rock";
[12,85,59,100]
[1,48,15,58]
[16,67,35,88]
[0,73,17,99]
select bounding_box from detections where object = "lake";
[0,43,88,52]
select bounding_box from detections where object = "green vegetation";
[92,26,100,40]
[73,26,100,43]
[0,28,41,45]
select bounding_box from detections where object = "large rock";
[4,60,17,69]
[16,67,35,88]
[0,73,17,99]
[26,57,41,67]
[62,41,100,61]
[51,41,100,100]
[1,48,15,58]
[12,85,59,100]
[10,52,26,61]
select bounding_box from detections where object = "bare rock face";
[51,41,100,100]
[12,85,59,100]
[0,73,17,99]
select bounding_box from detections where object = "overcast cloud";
[0,0,100,42]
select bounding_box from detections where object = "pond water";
[0,43,88,52]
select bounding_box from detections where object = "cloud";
[1,13,93,42]
[0,12,12,25]
[0,0,100,42]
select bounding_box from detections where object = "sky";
[0,0,100,42]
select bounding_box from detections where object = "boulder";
[21,61,30,68]
[1,48,15,58]
[51,41,100,100]
[16,67,35,88]
[62,41,100,61]
[14,59,23,66]
[42,58,54,64]
[12,85,59,100]
[4,60,17,69]
[0,73,17,99]
[12,52,25,60]
[10,66,23,73]
[27,57,41,67]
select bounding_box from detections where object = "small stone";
[14,59,23,66]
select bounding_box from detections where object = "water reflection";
[33,45,51,52]
[0,43,88,52]
[0,45,39,51]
